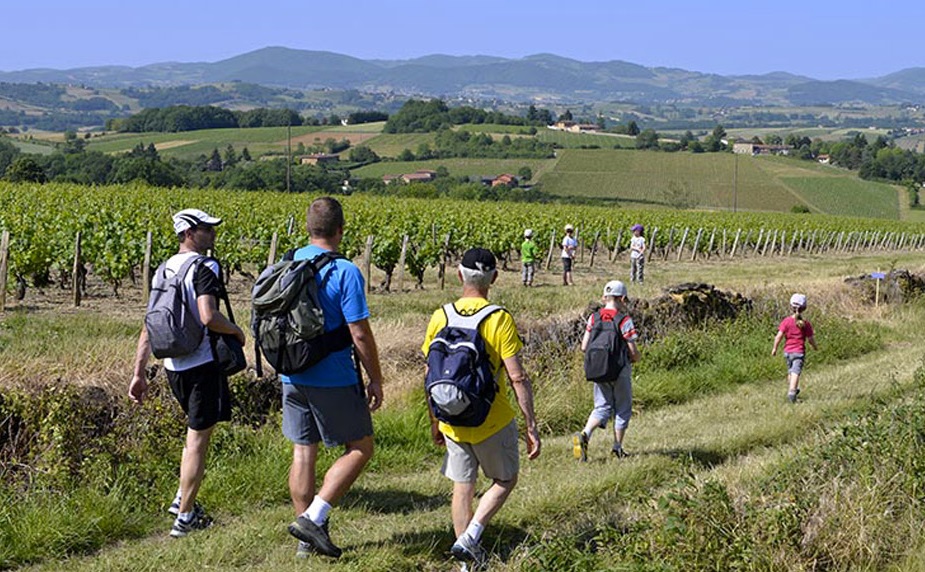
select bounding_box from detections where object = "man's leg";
[317,435,374,505]
[290,443,318,515]
[452,481,477,537]
[178,425,215,513]
[471,475,518,528]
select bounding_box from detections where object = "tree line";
[384,99,553,133]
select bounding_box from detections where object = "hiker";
[521,228,538,287]
[128,208,246,538]
[422,248,541,569]
[281,197,384,559]
[629,223,645,283]
[573,280,640,462]
[561,224,577,286]
[771,293,817,403]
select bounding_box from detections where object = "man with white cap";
[129,208,245,537]
[574,280,640,461]
[561,224,577,286]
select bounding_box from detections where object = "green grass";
[535,129,637,149]
[780,176,900,219]
[351,158,553,179]
[6,139,55,155]
[86,126,327,159]
[361,133,437,158]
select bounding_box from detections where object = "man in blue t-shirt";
[283,197,384,560]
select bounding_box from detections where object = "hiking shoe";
[611,445,629,459]
[573,431,588,462]
[295,540,314,559]
[169,505,213,538]
[167,498,201,517]
[288,516,342,558]
[451,535,488,568]
[788,390,799,404]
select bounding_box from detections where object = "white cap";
[173,209,222,234]
[565,224,574,232]
[790,293,807,308]
[603,280,628,298]
[524,228,533,238]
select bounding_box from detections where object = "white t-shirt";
[630,235,646,259]
[156,252,222,372]
[561,235,577,259]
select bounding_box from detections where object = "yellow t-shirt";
[422,297,523,444]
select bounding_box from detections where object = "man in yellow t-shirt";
[422,248,541,568]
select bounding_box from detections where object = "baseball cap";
[790,293,807,308]
[565,224,574,232]
[173,209,222,234]
[632,224,644,232]
[460,248,497,273]
[524,228,533,238]
[603,280,628,298]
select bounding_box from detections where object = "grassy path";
[24,312,925,572]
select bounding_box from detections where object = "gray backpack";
[251,251,352,376]
[145,255,205,359]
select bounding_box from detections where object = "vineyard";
[1,181,924,298]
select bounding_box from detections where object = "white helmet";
[524,228,534,238]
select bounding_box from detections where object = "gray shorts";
[590,366,632,430]
[785,353,805,375]
[442,420,519,483]
[282,382,373,447]
[562,257,573,272]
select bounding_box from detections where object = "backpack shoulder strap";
[176,254,205,281]
[444,303,503,330]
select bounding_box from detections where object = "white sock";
[304,495,332,526]
[582,424,596,440]
[464,520,484,543]
[173,488,182,503]
[177,511,193,523]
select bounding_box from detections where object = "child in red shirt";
[771,293,818,403]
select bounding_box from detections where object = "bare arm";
[197,295,245,343]
[807,335,818,351]
[129,328,151,404]
[627,341,641,363]
[771,331,784,356]
[502,354,541,460]
[580,329,590,352]
[349,319,383,411]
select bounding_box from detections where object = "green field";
[86,126,327,158]
[539,148,903,218]
[536,128,637,149]
[350,157,553,179]
[362,132,436,157]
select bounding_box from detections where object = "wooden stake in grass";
[439,232,451,290]
[588,230,600,267]
[647,227,658,263]
[267,232,278,270]
[396,235,409,293]
[73,231,82,308]
[364,235,375,293]
[0,230,8,312]
[676,227,689,262]
[142,231,152,302]
[730,228,741,258]
[545,230,556,271]
[690,228,703,261]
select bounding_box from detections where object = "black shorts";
[562,257,573,272]
[166,361,231,431]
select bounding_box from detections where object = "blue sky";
[3,0,921,79]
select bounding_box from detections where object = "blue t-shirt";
[281,244,369,387]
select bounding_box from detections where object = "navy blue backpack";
[425,303,503,427]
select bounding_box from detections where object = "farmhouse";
[491,173,518,188]
[382,170,438,184]
[732,142,792,156]
[300,153,340,165]
[553,120,600,133]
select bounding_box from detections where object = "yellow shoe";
[572,432,588,462]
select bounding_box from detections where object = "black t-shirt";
[192,258,223,299]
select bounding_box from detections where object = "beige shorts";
[441,420,519,483]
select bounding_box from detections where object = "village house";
[491,173,518,188]
[382,170,438,184]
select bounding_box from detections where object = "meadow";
[4,237,925,571]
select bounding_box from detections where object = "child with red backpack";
[771,293,818,403]
[573,280,641,461]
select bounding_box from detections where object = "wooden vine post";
[73,231,82,307]
[142,231,152,302]
[588,230,601,267]
[396,235,409,293]
[439,232,452,290]
[0,230,8,312]
[266,232,279,269]
[545,230,556,271]
[363,235,375,293]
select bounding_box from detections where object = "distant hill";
[2,47,924,106]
